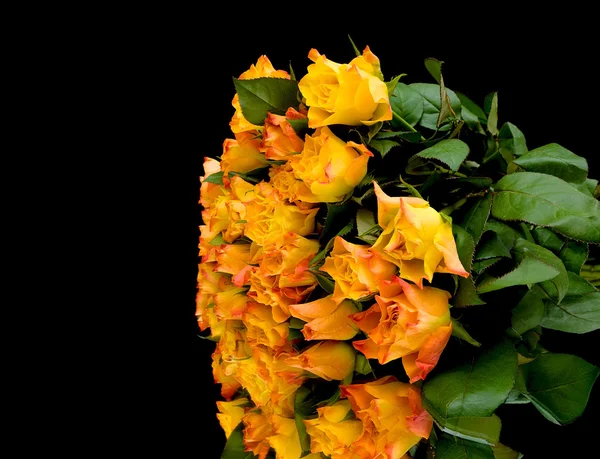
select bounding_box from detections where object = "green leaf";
[311,271,335,294]
[540,272,600,333]
[347,34,361,57]
[423,339,517,419]
[456,92,487,122]
[452,226,485,307]
[451,318,481,347]
[472,257,502,275]
[368,139,400,157]
[559,240,589,274]
[287,117,309,136]
[320,203,353,244]
[409,83,462,131]
[438,72,457,128]
[415,139,470,171]
[477,239,562,295]
[210,233,226,246]
[492,443,523,459]
[233,77,300,126]
[294,387,313,456]
[385,73,404,96]
[221,423,256,459]
[483,220,519,252]
[574,178,599,197]
[204,171,225,184]
[356,208,380,244]
[485,92,499,136]
[354,353,374,375]
[435,435,495,458]
[398,174,423,199]
[289,318,306,330]
[390,82,424,128]
[498,122,527,158]
[519,239,569,302]
[457,192,493,245]
[511,287,545,335]
[518,353,600,425]
[491,171,600,243]
[510,143,588,183]
[437,415,501,446]
[475,233,511,260]
[424,57,443,83]
[532,227,564,253]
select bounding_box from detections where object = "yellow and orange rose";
[372,182,469,287]
[298,47,392,128]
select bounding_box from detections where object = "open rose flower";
[260,108,307,160]
[320,236,397,302]
[341,376,433,459]
[221,131,268,177]
[291,126,373,203]
[216,398,250,439]
[298,47,392,128]
[304,400,363,458]
[372,182,469,287]
[351,276,453,382]
[289,296,359,341]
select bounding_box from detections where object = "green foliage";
[435,434,495,458]
[415,139,470,171]
[390,82,424,128]
[233,77,300,125]
[409,83,462,131]
[221,423,256,459]
[510,143,588,183]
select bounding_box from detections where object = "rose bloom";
[320,236,397,302]
[289,296,359,341]
[214,241,261,287]
[260,108,306,160]
[269,414,303,459]
[372,182,468,287]
[243,301,290,351]
[242,410,275,459]
[351,276,453,383]
[341,376,433,459]
[298,47,392,128]
[304,400,363,459]
[230,55,290,134]
[285,340,355,381]
[216,397,250,439]
[268,161,320,206]
[291,126,373,203]
[212,350,242,400]
[195,262,227,335]
[221,131,268,177]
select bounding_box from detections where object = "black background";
[153,22,599,459]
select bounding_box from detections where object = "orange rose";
[285,340,355,381]
[260,108,306,160]
[298,47,392,128]
[320,237,397,302]
[289,296,359,341]
[268,161,320,206]
[372,182,468,287]
[268,415,303,459]
[291,126,373,203]
[351,276,452,383]
[304,400,363,458]
[242,411,275,459]
[230,55,290,134]
[243,301,290,351]
[195,262,226,334]
[221,131,268,177]
[341,376,433,459]
[212,350,242,400]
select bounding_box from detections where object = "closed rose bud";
[285,341,355,381]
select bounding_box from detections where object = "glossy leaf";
[221,423,256,459]
[540,272,600,333]
[423,339,517,419]
[475,232,511,260]
[511,286,544,335]
[456,92,487,122]
[532,227,564,253]
[294,387,313,456]
[438,415,501,446]
[369,139,400,157]
[492,171,600,242]
[390,82,424,128]
[559,240,589,274]
[410,83,462,131]
[486,92,499,136]
[435,435,495,458]
[416,139,470,171]
[204,171,225,184]
[233,77,300,125]
[453,226,485,307]
[498,122,527,158]
[492,443,523,459]
[510,143,588,183]
[451,318,481,347]
[518,353,600,425]
[457,192,493,245]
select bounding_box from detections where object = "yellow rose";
[289,296,359,341]
[268,161,321,206]
[320,236,397,302]
[211,350,242,400]
[243,301,290,351]
[216,397,250,439]
[351,276,453,382]
[242,411,274,459]
[291,126,373,203]
[260,108,306,160]
[372,182,469,287]
[298,47,392,128]
[285,340,355,381]
[221,131,268,177]
[304,400,363,459]
[230,55,290,134]
[195,262,226,334]
[269,415,303,459]
[341,376,433,459]
[213,281,250,321]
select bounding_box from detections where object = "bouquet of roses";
[196,39,600,459]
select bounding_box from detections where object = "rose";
[303,400,363,458]
[289,296,359,341]
[320,236,397,302]
[284,340,356,381]
[372,182,469,287]
[230,55,290,134]
[268,162,320,205]
[351,276,453,382]
[221,131,268,177]
[340,375,433,459]
[243,301,290,351]
[268,415,303,459]
[216,397,250,439]
[260,108,306,160]
[290,126,373,203]
[298,47,392,128]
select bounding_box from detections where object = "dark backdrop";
[157,25,599,459]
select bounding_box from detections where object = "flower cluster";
[198,44,600,459]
